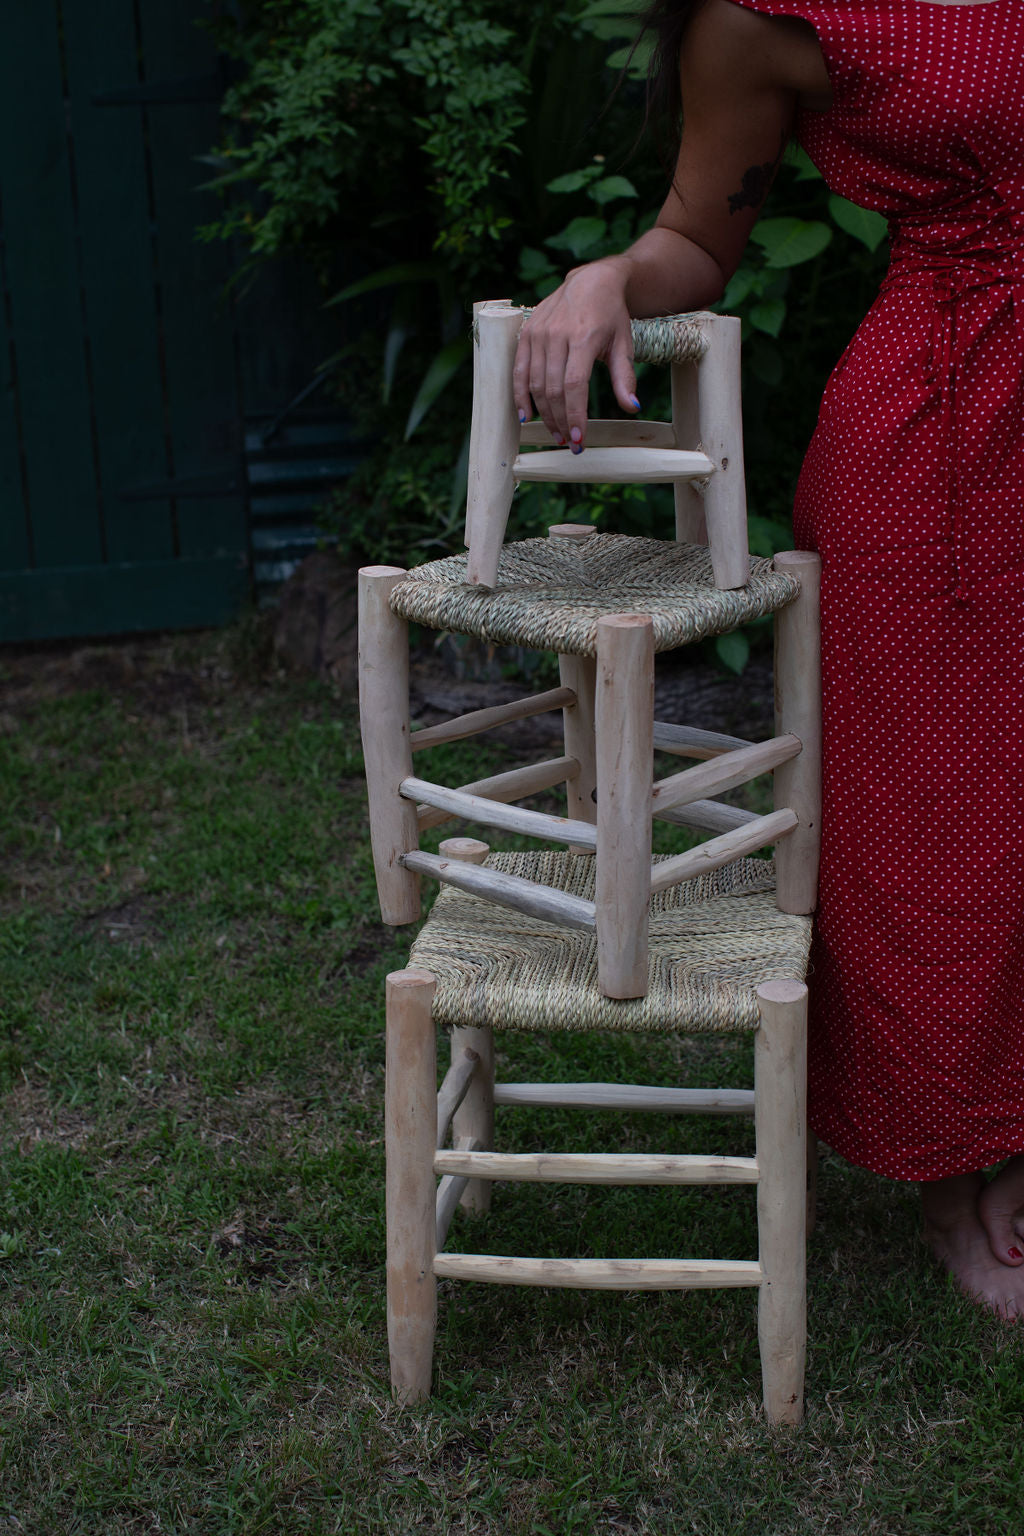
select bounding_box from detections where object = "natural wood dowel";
[521,420,677,449]
[652,720,753,759]
[547,522,597,540]
[493,1083,755,1115]
[596,614,654,999]
[467,301,523,586]
[402,775,596,850]
[648,808,798,895]
[773,551,822,916]
[755,978,808,1427]
[400,849,597,930]
[435,1135,481,1251]
[410,686,575,753]
[441,836,496,1216]
[652,734,801,815]
[385,968,438,1404]
[433,1150,759,1186]
[671,359,707,545]
[654,798,757,835]
[416,757,579,833]
[435,1049,479,1150]
[514,446,714,485]
[433,1254,763,1290]
[358,566,420,925]
[698,315,749,590]
[558,653,597,830]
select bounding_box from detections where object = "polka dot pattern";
[728,0,1024,1179]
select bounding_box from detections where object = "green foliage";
[204,0,891,672]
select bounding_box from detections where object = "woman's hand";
[513,258,640,454]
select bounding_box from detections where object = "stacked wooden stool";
[358,302,821,1424]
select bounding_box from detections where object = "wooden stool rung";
[492,1082,756,1115]
[433,1255,764,1290]
[649,809,798,895]
[432,1150,760,1186]
[436,1049,480,1150]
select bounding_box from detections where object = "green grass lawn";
[1,627,1022,1535]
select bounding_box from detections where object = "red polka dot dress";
[728,0,1024,1180]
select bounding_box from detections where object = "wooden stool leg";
[772,551,822,916]
[671,359,707,546]
[358,566,421,925]
[466,301,522,587]
[385,967,438,1404]
[439,838,496,1215]
[754,979,807,1426]
[697,316,749,590]
[595,615,654,999]
[548,524,598,841]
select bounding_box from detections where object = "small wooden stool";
[384,842,812,1425]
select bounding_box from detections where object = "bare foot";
[921,1172,1024,1319]
[978,1155,1024,1268]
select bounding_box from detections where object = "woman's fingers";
[606,320,641,418]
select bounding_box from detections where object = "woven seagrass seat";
[409,850,811,1034]
[385,840,813,1426]
[467,301,748,590]
[389,532,799,657]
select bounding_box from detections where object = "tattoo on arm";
[727,136,787,215]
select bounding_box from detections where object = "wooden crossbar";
[652,734,802,815]
[402,776,597,850]
[410,686,575,752]
[432,1255,764,1290]
[652,721,753,759]
[399,849,597,930]
[519,419,677,449]
[653,797,757,835]
[513,447,715,485]
[492,1083,756,1115]
[432,1151,759,1186]
[436,1049,479,1150]
[435,1135,480,1251]
[416,756,578,832]
[649,808,798,895]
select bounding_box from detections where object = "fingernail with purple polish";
[553,433,565,446]
[629,395,641,412]
[518,409,527,424]
[570,427,582,445]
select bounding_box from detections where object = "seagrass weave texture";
[389,534,799,655]
[409,851,812,1034]
[519,310,710,366]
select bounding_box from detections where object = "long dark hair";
[635,0,704,159]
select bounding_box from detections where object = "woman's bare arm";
[513,0,830,447]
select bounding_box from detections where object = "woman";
[516,0,1024,1317]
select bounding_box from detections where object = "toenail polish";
[1009,1246,1022,1260]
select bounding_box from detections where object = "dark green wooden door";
[0,1,250,643]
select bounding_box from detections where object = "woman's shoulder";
[687,0,833,105]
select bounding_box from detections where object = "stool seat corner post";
[595,614,654,999]
[358,566,421,925]
[772,551,822,916]
[754,978,808,1426]
[699,315,749,589]
[385,967,439,1404]
[466,302,523,588]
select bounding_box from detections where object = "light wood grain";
[514,446,714,484]
[433,1254,763,1290]
[755,978,808,1426]
[558,653,597,831]
[410,686,575,752]
[402,775,597,849]
[435,1135,480,1251]
[654,797,757,834]
[698,315,749,589]
[652,720,753,759]
[358,566,420,925]
[467,300,523,586]
[652,734,801,814]
[671,359,707,543]
[435,1049,479,1151]
[441,836,496,1215]
[492,1082,755,1115]
[400,849,597,930]
[433,1150,759,1185]
[648,808,797,895]
[416,757,579,833]
[772,552,822,915]
[595,615,654,997]
[385,968,438,1404]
